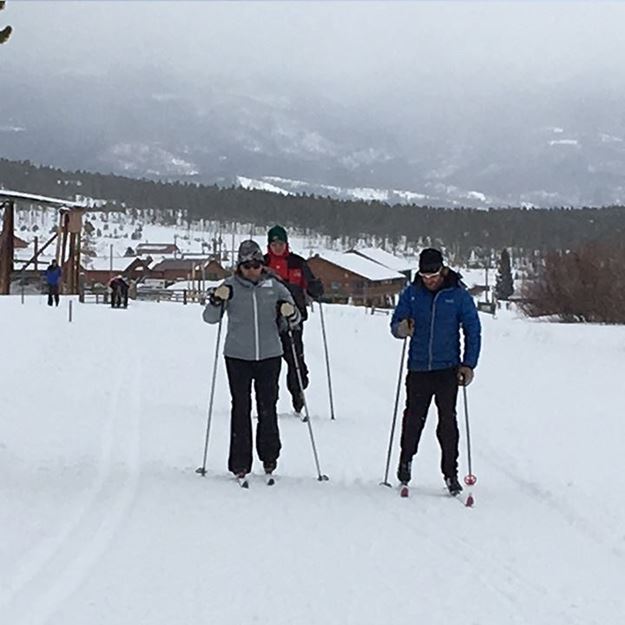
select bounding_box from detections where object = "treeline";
[3,157,625,258]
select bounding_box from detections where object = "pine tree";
[0,1,12,45]
[495,248,514,300]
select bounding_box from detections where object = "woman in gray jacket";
[203,240,300,481]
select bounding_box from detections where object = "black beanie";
[419,248,444,273]
[267,225,288,245]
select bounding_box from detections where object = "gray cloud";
[5,1,625,95]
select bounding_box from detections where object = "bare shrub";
[519,241,625,323]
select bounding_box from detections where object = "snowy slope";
[1,298,624,625]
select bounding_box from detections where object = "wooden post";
[67,232,76,294]
[73,230,82,294]
[60,212,69,267]
[55,212,63,264]
[0,200,15,294]
[64,209,83,295]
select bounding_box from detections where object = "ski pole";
[461,381,477,507]
[380,337,408,487]
[318,301,336,420]
[196,304,225,476]
[288,327,329,481]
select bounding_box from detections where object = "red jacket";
[264,245,323,321]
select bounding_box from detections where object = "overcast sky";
[4,1,625,101]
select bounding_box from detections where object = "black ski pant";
[279,327,308,401]
[47,284,60,306]
[225,356,282,475]
[399,368,460,478]
[111,286,128,308]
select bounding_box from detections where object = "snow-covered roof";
[0,189,85,207]
[456,267,491,289]
[311,250,406,282]
[165,279,222,291]
[136,253,168,265]
[347,247,413,273]
[136,243,179,253]
[152,258,212,271]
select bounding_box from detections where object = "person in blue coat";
[44,259,62,307]
[390,248,481,495]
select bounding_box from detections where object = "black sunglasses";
[241,260,263,269]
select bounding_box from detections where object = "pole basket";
[464,473,477,486]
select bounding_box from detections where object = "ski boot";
[444,475,463,496]
[397,459,412,498]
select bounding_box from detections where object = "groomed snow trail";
[1,297,623,625]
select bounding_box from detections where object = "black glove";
[457,366,474,386]
[307,278,324,300]
[396,319,414,338]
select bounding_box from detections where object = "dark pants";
[280,327,308,402]
[225,356,282,475]
[111,286,128,308]
[400,368,460,478]
[47,284,60,306]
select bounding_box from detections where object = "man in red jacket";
[264,225,324,414]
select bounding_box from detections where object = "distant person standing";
[109,275,129,308]
[44,259,62,307]
[264,225,324,415]
[390,248,481,496]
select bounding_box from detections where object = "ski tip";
[236,474,249,488]
[400,485,409,498]
[266,477,275,486]
[465,493,475,507]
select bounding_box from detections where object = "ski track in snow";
[1,327,143,625]
[374,484,596,625]
[483,444,625,564]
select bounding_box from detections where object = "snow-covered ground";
[1,297,624,625]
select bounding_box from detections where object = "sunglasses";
[419,269,442,279]
[241,260,263,270]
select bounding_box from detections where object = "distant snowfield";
[1,297,624,625]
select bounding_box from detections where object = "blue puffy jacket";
[390,270,481,372]
[45,265,62,286]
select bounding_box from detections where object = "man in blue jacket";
[390,248,481,495]
[44,259,62,307]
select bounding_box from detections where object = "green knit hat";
[267,224,288,245]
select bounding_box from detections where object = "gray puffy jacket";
[202,270,300,361]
